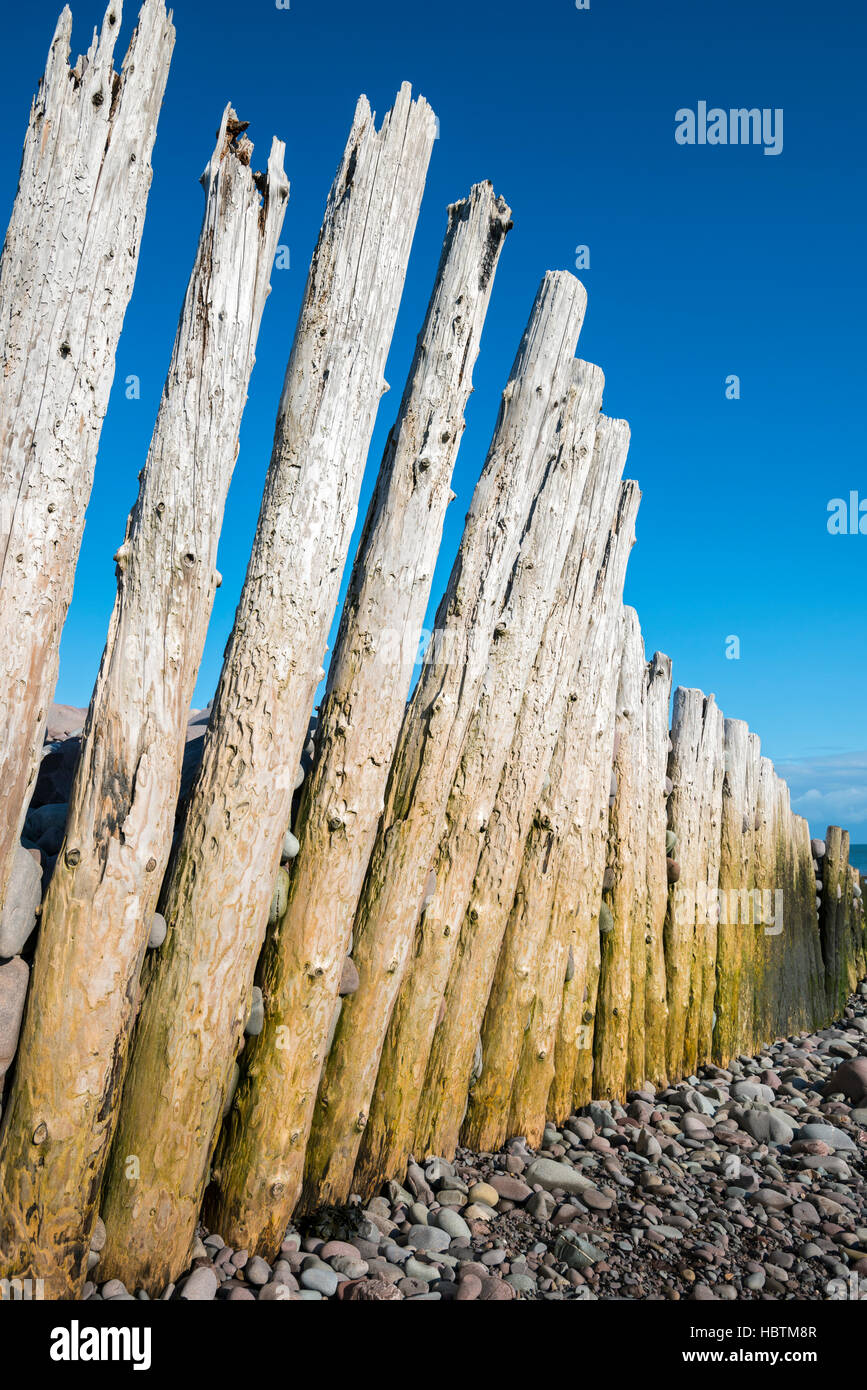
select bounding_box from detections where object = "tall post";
[302,272,589,1208]
[204,184,511,1256]
[0,1,175,917]
[99,86,436,1293]
[0,111,286,1299]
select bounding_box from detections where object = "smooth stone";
[467,1181,499,1208]
[406,1223,450,1252]
[525,1158,598,1195]
[795,1123,856,1152]
[430,1208,471,1243]
[180,1268,219,1300]
[300,1267,338,1297]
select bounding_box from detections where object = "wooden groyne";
[0,2,863,1299]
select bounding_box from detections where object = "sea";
[850,844,867,876]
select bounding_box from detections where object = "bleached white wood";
[0,109,287,1298]
[100,85,436,1294]
[664,688,724,1076]
[304,271,589,1207]
[439,416,630,1156]
[206,182,513,1253]
[0,1,175,915]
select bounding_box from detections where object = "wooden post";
[733,733,761,1055]
[516,485,639,1136]
[356,380,613,1179]
[713,718,751,1065]
[642,651,674,1088]
[0,111,287,1299]
[422,415,630,1159]
[301,271,589,1208]
[0,1,174,917]
[664,689,724,1078]
[457,438,634,1152]
[592,608,645,1101]
[99,87,436,1293]
[203,183,512,1256]
[819,826,854,1016]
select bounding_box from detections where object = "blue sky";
[3,0,865,836]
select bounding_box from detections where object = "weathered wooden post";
[204,183,512,1255]
[302,271,589,1208]
[0,111,287,1298]
[411,413,627,1160]
[99,86,436,1292]
[819,826,855,1016]
[0,0,175,918]
[455,424,633,1154]
[713,718,751,1065]
[593,608,646,1101]
[641,651,674,1088]
[515,485,638,1136]
[357,377,612,1178]
[663,689,724,1078]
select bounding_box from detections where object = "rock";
[147,912,167,949]
[467,1181,499,1208]
[489,1174,532,1202]
[180,1267,219,1300]
[0,844,42,955]
[301,1267,338,1297]
[525,1158,598,1196]
[339,956,360,997]
[599,903,614,934]
[821,1058,867,1106]
[455,1273,483,1300]
[0,956,29,1079]
[342,1278,403,1300]
[811,838,826,859]
[90,1218,106,1253]
[281,830,300,862]
[733,1105,794,1145]
[245,986,264,1036]
[245,1255,271,1285]
[269,867,290,924]
[406,1224,450,1253]
[731,1080,775,1104]
[430,1208,471,1242]
[794,1122,856,1152]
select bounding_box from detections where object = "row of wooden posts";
[0,1,863,1300]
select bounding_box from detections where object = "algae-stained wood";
[0,112,287,1298]
[99,87,436,1293]
[302,272,588,1208]
[642,651,673,1088]
[419,416,625,1157]
[820,826,855,1016]
[713,718,752,1066]
[454,417,630,1155]
[592,607,646,1101]
[359,369,610,1179]
[664,689,724,1079]
[517,486,638,1135]
[0,0,175,916]
[204,184,512,1255]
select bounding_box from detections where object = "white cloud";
[775,751,867,842]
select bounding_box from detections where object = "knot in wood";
[146,857,157,872]
[65,847,81,868]
[32,1122,48,1145]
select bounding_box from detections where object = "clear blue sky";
[3,0,865,837]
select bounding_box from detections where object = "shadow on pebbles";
[85,983,867,1302]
